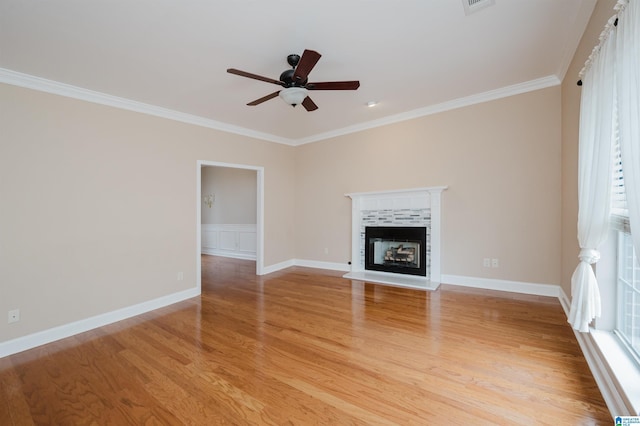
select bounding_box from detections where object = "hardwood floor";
[1,256,611,425]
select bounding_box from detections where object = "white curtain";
[616,0,640,262]
[569,23,617,333]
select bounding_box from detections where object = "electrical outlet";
[491,258,499,268]
[8,309,20,324]
[177,272,184,281]
[324,247,329,255]
[483,258,491,267]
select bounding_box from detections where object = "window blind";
[612,103,628,217]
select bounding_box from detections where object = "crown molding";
[0,68,296,146]
[294,75,561,145]
[1,68,559,147]
[555,0,598,81]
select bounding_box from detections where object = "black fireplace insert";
[364,226,427,276]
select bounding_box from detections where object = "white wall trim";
[559,287,571,317]
[0,287,200,358]
[201,249,256,260]
[578,330,638,416]
[201,224,257,260]
[262,259,350,275]
[202,224,257,229]
[263,262,563,298]
[574,331,626,416]
[197,161,264,277]
[555,0,598,81]
[346,186,446,283]
[0,68,294,146]
[295,76,560,145]
[262,259,296,275]
[1,67,559,147]
[294,259,351,272]
[441,274,561,297]
[533,286,632,417]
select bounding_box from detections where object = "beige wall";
[0,83,295,342]
[201,166,257,224]
[295,87,562,285]
[561,0,617,296]
[3,0,615,344]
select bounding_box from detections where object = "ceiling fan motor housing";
[279,69,307,87]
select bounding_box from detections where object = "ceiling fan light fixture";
[228,50,360,111]
[279,87,308,107]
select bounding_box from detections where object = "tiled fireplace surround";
[344,187,446,291]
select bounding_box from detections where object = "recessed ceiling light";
[366,101,378,107]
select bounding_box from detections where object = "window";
[610,98,639,365]
[617,230,640,362]
[579,1,640,412]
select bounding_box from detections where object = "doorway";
[196,161,264,291]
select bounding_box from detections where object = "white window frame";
[614,223,640,364]
[591,217,640,415]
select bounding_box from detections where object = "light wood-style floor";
[1,256,611,425]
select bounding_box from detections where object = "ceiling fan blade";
[247,91,281,106]
[227,68,284,86]
[301,96,318,112]
[293,49,321,83]
[306,81,360,90]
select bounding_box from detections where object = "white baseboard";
[575,330,634,417]
[552,287,628,416]
[5,252,616,416]
[441,274,561,297]
[294,259,351,272]
[344,270,440,291]
[2,257,627,417]
[201,248,256,260]
[262,259,350,275]
[262,264,562,298]
[0,286,200,358]
[441,274,630,417]
[558,287,571,316]
[262,259,295,275]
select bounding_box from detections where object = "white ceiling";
[0,0,596,145]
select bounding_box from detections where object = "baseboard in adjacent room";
[201,248,256,261]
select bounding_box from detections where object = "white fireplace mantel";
[344,186,447,291]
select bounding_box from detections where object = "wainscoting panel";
[201,224,257,260]
[220,231,237,251]
[238,231,257,255]
[201,228,218,249]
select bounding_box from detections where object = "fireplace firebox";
[364,226,427,277]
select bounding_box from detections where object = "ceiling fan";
[227,49,360,111]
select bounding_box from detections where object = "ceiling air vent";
[462,0,495,15]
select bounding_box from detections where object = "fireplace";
[344,186,446,291]
[365,226,427,276]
